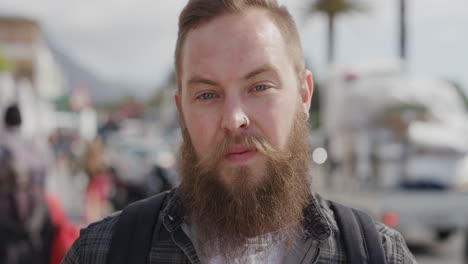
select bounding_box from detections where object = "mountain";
[44,33,142,105]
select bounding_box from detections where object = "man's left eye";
[253,85,269,92]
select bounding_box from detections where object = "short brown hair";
[175,0,305,90]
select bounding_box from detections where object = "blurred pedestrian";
[147,164,173,195]
[82,137,113,224]
[63,1,416,263]
[0,105,30,178]
[0,104,78,264]
[108,164,174,211]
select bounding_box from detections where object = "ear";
[300,70,314,118]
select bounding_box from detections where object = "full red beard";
[178,110,312,259]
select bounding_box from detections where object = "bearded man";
[62,0,417,263]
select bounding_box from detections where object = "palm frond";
[308,0,367,16]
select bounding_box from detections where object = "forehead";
[180,8,291,86]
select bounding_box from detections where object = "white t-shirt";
[204,239,286,264]
[182,222,303,264]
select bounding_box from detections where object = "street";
[412,231,465,264]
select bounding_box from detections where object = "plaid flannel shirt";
[62,189,417,264]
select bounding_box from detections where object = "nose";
[220,99,249,134]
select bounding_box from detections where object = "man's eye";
[198,93,216,100]
[253,84,269,92]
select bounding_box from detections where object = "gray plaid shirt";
[62,190,417,264]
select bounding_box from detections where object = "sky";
[0,0,467,93]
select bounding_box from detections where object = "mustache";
[196,134,289,174]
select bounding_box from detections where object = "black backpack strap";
[329,200,386,264]
[107,191,170,264]
[352,208,387,264]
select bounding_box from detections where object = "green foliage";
[0,53,11,72]
[309,111,321,129]
[386,103,427,115]
[52,95,70,111]
[309,80,321,129]
[306,0,368,63]
[147,90,166,107]
[449,81,468,112]
[308,0,367,17]
[458,89,468,112]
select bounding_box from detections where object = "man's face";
[175,8,313,188]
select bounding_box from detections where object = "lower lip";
[226,151,256,163]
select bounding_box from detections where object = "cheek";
[183,108,218,155]
[254,96,297,150]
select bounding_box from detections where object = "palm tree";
[399,0,407,60]
[307,0,366,64]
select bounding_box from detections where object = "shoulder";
[62,190,176,264]
[313,195,416,264]
[61,212,121,264]
[375,222,417,264]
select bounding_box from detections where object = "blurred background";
[0,0,467,263]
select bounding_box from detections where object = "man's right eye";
[197,92,216,100]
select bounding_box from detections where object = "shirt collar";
[302,194,332,241]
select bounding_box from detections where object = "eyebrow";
[186,64,278,87]
[244,64,278,80]
[187,76,220,87]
